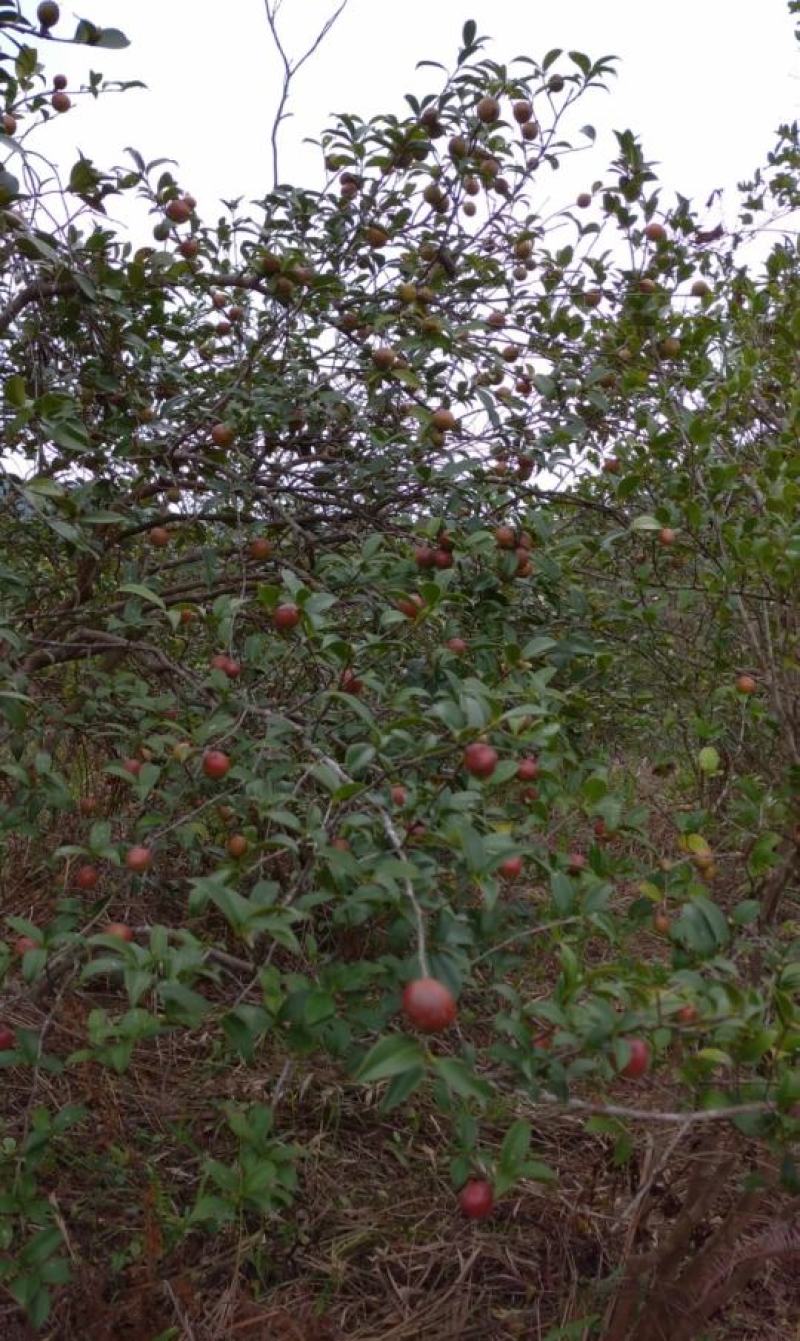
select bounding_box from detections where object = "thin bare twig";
[263,0,350,188]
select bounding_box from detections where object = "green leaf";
[431,1056,491,1102]
[118,583,166,610]
[355,1034,426,1083]
[499,1118,531,1173]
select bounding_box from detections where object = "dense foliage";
[0,0,798,1333]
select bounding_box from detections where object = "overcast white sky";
[22,0,799,233]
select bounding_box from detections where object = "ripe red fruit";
[105,923,134,943]
[658,527,676,546]
[458,1179,494,1220]
[396,594,425,619]
[51,91,71,113]
[644,221,667,243]
[619,1038,650,1079]
[402,978,457,1033]
[2,113,18,135]
[495,525,516,550]
[273,603,300,631]
[74,864,99,891]
[122,757,142,777]
[432,547,454,569]
[211,422,235,448]
[125,846,152,875]
[15,936,37,956]
[602,457,620,474]
[414,546,436,569]
[37,1,60,28]
[148,526,170,548]
[445,637,468,654]
[165,198,192,225]
[463,742,499,779]
[499,855,523,880]
[210,653,240,679]
[0,1025,16,1050]
[340,668,364,695]
[516,757,539,782]
[677,1004,697,1024]
[52,74,67,90]
[576,192,592,208]
[227,834,248,858]
[567,852,587,875]
[202,750,231,780]
[390,785,407,807]
[179,239,199,259]
[248,537,272,560]
[736,674,757,695]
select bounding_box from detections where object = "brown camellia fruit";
[79,795,98,816]
[273,603,300,631]
[644,221,667,243]
[619,1038,650,1079]
[340,668,364,695]
[677,1004,697,1024]
[653,911,671,935]
[211,422,234,448]
[74,864,99,890]
[53,74,67,90]
[658,527,676,546]
[165,198,192,225]
[122,757,142,777]
[402,977,457,1033]
[659,336,681,358]
[458,1178,494,1219]
[476,95,500,124]
[37,1,60,28]
[203,750,231,780]
[179,239,199,259]
[512,99,532,124]
[602,456,620,474]
[463,742,498,779]
[445,637,468,655]
[51,91,71,113]
[736,673,757,695]
[431,408,457,432]
[494,525,516,550]
[547,74,565,92]
[372,346,397,371]
[148,526,170,548]
[227,834,248,858]
[2,113,18,135]
[248,537,272,560]
[125,846,152,874]
[691,278,711,298]
[576,192,592,208]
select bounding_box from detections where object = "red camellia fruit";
[125,846,152,875]
[619,1038,650,1079]
[602,456,620,474]
[15,936,37,956]
[677,1004,698,1024]
[432,547,454,569]
[105,923,134,943]
[390,785,407,807]
[273,603,300,631]
[340,668,363,695]
[516,757,539,781]
[736,674,757,695]
[495,525,516,550]
[51,91,71,113]
[402,977,457,1033]
[165,198,192,225]
[74,864,99,890]
[445,637,468,654]
[658,527,676,546]
[397,594,425,619]
[458,1179,494,1220]
[0,1025,16,1050]
[498,855,523,880]
[567,852,587,875]
[248,537,272,560]
[463,742,498,779]
[414,545,436,569]
[202,750,231,780]
[53,74,67,90]
[122,757,142,777]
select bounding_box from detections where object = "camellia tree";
[0,0,799,1335]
